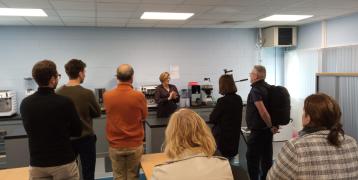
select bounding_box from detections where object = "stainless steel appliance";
[94,88,106,112]
[0,90,17,117]
[201,78,214,106]
[140,85,158,108]
[188,82,201,107]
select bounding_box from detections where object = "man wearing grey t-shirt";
[57,59,101,180]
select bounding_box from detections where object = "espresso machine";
[140,85,158,109]
[0,90,17,117]
[188,82,201,106]
[201,78,214,106]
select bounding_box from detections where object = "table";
[0,167,28,180]
[140,153,169,180]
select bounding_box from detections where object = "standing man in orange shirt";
[104,64,148,180]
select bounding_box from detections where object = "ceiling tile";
[229,14,261,21]
[221,0,267,6]
[1,0,52,9]
[96,17,128,23]
[173,5,213,14]
[154,24,182,28]
[180,24,210,28]
[96,2,139,12]
[0,16,31,25]
[62,17,95,23]
[184,19,218,26]
[142,0,185,4]
[97,22,126,27]
[57,10,95,17]
[156,20,188,25]
[42,9,59,17]
[97,11,132,18]
[193,12,235,20]
[51,1,95,10]
[25,16,64,26]
[64,21,95,26]
[0,0,356,28]
[126,23,155,27]
[183,0,224,6]
[97,0,141,3]
[131,4,178,18]
[263,0,302,9]
[127,18,159,24]
[315,0,358,9]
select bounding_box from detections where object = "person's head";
[116,64,134,83]
[32,60,59,88]
[219,74,237,95]
[159,72,170,86]
[163,109,216,159]
[302,93,344,147]
[250,65,266,83]
[64,59,86,83]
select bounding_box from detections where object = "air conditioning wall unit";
[262,26,297,47]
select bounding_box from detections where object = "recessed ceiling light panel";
[141,12,194,20]
[260,15,313,21]
[0,8,47,17]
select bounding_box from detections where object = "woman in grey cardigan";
[267,93,358,180]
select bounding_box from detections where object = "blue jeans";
[72,135,97,180]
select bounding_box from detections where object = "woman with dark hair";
[209,74,243,160]
[267,93,358,179]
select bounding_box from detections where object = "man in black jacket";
[20,60,82,180]
[245,65,278,180]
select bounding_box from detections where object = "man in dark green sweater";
[57,59,101,180]
[21,60,82,180]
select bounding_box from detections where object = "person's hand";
[168,91,174,100]
[172,91,178,99]
[271,126,280,134]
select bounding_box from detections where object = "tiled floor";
[95,157,112,179]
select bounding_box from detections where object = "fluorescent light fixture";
[0,8,47,17]
[260,14,313,21]
[141,12,194,20]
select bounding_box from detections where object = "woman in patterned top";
[267,93,358,180]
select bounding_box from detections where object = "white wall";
[0,27,258,108]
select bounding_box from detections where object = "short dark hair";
[65,59,86,79]
[116,64,134,82]
[32,60,58,86]
[219,74,237,95]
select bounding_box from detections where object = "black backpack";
[266,85,291,126]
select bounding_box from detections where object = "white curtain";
[284,49,321,130]
[285,44,358,140]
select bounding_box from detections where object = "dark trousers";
[72,135,97,180]
[246,129,273,180]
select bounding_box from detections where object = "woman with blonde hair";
[154,72,180,117]
[151,109,234,180]
[267,93,358,179]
